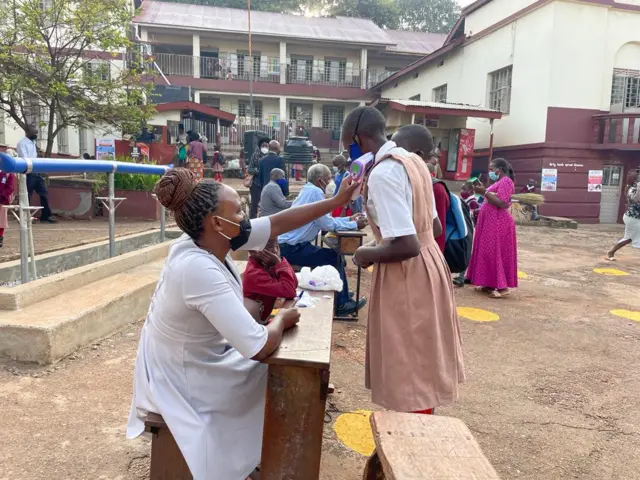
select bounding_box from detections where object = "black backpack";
[434,180,474,273]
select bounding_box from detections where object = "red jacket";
[242,257,298,322]
[432,182,450,253]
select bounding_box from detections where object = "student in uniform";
[344,107,464,415]
[127,168,359,480]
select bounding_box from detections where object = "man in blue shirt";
[279,164,367,316]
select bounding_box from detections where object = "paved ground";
[1,223,640,479]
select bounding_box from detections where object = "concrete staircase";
[0,241,171,364]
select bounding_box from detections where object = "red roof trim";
[370,37,465,92]
[387,101,502,120]
[155,101,236,123]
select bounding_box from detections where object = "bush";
[94,156,162,193]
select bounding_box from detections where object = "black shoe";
[337,297,367,316]
[40,217,57,224]
[0,236,3,248]
[453,277,465,288]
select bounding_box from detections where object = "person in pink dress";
[466,158,518,298]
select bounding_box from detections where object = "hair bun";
[154,168,197,211]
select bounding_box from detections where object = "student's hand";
[334,175,359,206]
[275,308,300,330]
[349,213,364,221]
[356,217,368,230]
[353,247,374,269]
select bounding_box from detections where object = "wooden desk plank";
[370,412,500,479]
[263,291,334,370]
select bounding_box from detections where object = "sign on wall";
[95,138,115,161]
[588,170,604,192]
[541,168,558,192]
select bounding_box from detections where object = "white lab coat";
[126,217,272,479]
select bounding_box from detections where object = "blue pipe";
[0,152,171,175]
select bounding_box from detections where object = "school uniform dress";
[363,142,465,412]
[126,217,271,480]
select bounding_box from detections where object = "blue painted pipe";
[0,152,171,175]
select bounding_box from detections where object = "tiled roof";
[383,30,446,55]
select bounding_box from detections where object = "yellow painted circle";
[333,409,375,456]
[611,309,640,322]
[518,271,529,279]
[593,268,630,276]
[457,306,500,322]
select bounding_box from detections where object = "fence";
[0,153,171,284]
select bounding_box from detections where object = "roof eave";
[386,100,502,120]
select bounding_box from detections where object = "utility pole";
[248,0,254,122]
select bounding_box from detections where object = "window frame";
[488,66,513,114]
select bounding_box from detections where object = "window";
[23,94,40,128]
[489,66,512,114]
[324,58,346,83]
[610,70,640,110]
[78,128,87,155]
[201,95,220,109]
[56,115,68,154]
[237,52,260,79]
[624,77,640,109]
[432,84,447,103]
[0,110,5,145]
[290,56,313,82]
[322,105,344,130]
[409,94,421,101]
[85,61,111,81]
[238,100,262,119]
[289,103,313,127]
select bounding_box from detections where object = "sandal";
[475,286,491,293]
[489,289,511,299]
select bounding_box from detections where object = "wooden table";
[260,291,334,480]
[322,230,367,321]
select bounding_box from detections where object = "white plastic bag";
[296,265,343,292]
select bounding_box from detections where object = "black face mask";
[217,216,252,251]
[28,135,38,141]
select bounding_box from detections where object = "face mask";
[260,147,269,155]
[349,140,362,162]
[489,171,500,182]
[216,215,252,251]
[29,135,38,141]
[275,178,288,194]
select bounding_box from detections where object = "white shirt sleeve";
[238,216,271,251]
[367,164,417,240]
[182,258,268,359]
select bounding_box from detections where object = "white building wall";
[464,0,539,35]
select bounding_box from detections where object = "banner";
[588,170,603,192]
[541,168,558,192]
[95,138,116,161]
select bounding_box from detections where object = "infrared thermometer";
[348,152,374,200]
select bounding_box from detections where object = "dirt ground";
[1,224,640,479]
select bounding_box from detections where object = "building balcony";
[150,53,386,99]
[593,112,640,149]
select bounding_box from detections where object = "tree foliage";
[168,0,460,33]
[0,0,156,156]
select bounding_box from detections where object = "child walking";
[0,168,17,248]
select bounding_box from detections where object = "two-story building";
[133,0,445,151]
[371,0,640,223]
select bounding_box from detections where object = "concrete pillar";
[360,48,368,89]
[194,90,200,104]
[193,33,200,78]
[139,27,148,42]
[279,41,287,85]
[279,96,287,122]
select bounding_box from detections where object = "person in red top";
[243,239,298,323]
[392,124,448,253]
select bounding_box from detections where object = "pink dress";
[466,177,518,290]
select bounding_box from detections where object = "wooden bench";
[363,412,500,480]
[144,289,334,480]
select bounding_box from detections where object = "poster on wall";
[95,138,115,161]
[588,170,603,192]
[541,168,558,192]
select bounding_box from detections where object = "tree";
[324,0,460,33]
[0,0,156,156]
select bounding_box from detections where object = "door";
[600,165,624,224]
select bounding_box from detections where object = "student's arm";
[485,178,513,209]
[269,176,359,238]
[354,236,421,266]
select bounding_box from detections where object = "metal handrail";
[0,153,171,284]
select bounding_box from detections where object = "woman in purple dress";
[466,158,518,298]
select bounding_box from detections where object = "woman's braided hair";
[154,168,222,240]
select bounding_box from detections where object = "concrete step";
[0,259,165,364]
[0,242,171,311]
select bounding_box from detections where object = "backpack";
[434,180,474,274]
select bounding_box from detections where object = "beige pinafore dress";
[363,151,465,412]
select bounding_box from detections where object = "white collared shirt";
[17,137,37,159]
[366,141,437,240]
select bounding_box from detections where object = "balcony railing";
[151,53,390,89]
[593,112,640,147]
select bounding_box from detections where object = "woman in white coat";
[126,168,358,480]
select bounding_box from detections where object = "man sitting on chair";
[278,164,367,316]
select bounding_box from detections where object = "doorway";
[599,165,624,224]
